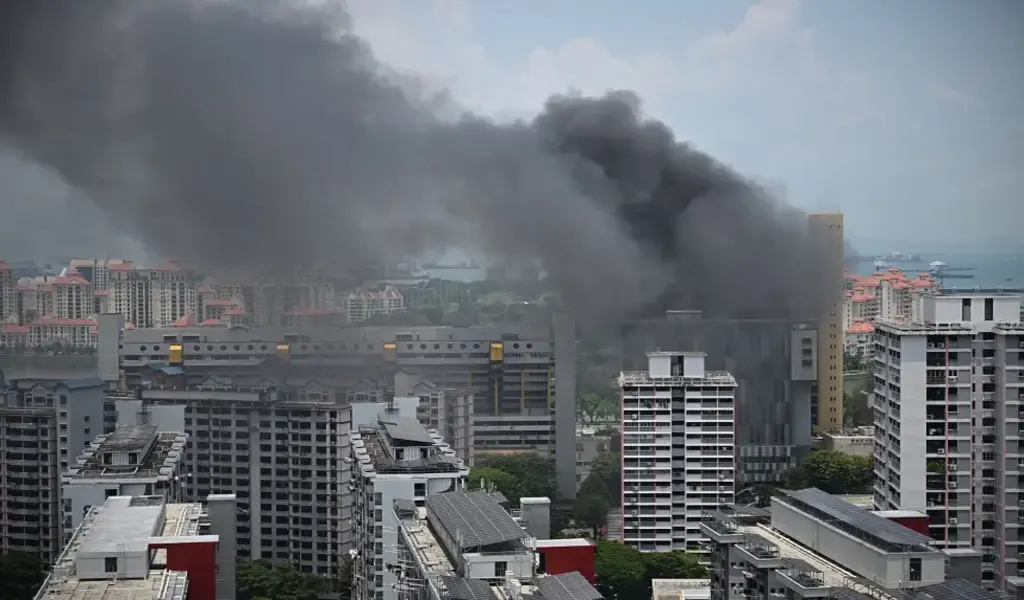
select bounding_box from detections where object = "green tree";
[0,551,45,600]
[572,494,609,538]
[802,451,872,494]
[781,466,809,489]
[594,541,647,599]
[577,452,621,508]
[468,466,523,503]
[643,550,708,580]
[478,454,558,500]
[237,560,328,600]
[337,554,353,600]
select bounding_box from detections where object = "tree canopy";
[468,466,526,503]
[577,391,618,424]
[572,494,609,537]
[576,452,621,508]
[0,552,45,600]
[237,560,328,600]
[476,454,559,500]
[594,541,707,599]
[801,450,874,495]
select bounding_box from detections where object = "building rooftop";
[381,415,437,445]
[352,421,463,475]
[35,496,210,600]
[651,579,711,600]
[427,490,528,550]
[533,572,603,600]
[618,370,736,386]
[777,488,936,552]
[65,426,186,481]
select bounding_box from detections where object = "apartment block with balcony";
[350,414,469,600]
[0,376,107,563]
[108,382,352,579]
[61,425,189,543]
[872,292,1024,589]
[619,351,737,553]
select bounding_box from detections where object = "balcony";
[777,559,829,598]
[699,512,743,544]
[734,533,783,569]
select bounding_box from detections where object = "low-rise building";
[62,425,189,543]
[820,427,874,457]
[395,491,603,600]
[701,489,996,600]
[33,494,237,600]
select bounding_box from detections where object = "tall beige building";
[809,213,845,431]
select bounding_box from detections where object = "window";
[494,561,507,578]
[105,488,118,498]
[984,298,994,321]
[104,557,118,573]
[961,298,971,321]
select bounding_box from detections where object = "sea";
[856,253,1024,291]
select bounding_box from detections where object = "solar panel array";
[786,488,934,546]
[382,417,436,445]
[427,490,527,549]
[535,572,604,600]
[441,575,496,600]
[921,578,1006,600]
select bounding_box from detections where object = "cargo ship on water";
[928,261,975,280]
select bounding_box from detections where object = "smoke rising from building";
[0,0,829,326]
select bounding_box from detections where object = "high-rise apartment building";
[0,376,107,563]
[108,262,200,328]
[619,351,737,552]
[624,313,816,483]
[61,424,189,544]
[872,292,1024,589]
[108,383,353,578]
[809,213,845,431]
[109,311,578,498]
[0,259,16,322]
[350,413,469,600]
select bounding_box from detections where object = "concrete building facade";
[350,414,469,600]
[62,424,189,543]
[872,292,1024,589]
[0,376,107,563]
[623,312,816,484]
[33,494,237,600]
[809,212,846,432]
[109,383,352,578]
[618,351,737,553]
[108,312,578,498]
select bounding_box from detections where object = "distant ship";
[929,261,975,280]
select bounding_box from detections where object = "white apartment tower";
[619,351,737,553]
[350,413,469,600]
[873,292,1024,589]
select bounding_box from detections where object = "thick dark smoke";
[0,0,829,326]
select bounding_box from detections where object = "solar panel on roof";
[535,572,604,600]
[921,578,1005,600]
[441,575,495,600]
[427,490,527,549]
[787,488,933,546]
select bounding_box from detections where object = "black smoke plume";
[0,0,831,326]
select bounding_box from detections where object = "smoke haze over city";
[0,0,829,325]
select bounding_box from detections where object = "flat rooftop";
[36,496,209,600]
[619,370,736,386]
[652,579,711,600]
[66,427,186,480]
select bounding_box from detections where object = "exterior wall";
[553,310,578,500]
[536,544,597,583]
[76,548,152,579]
[809,213,845,432]
[771,499,945,588]
[888,516,931,537]
[460,551,533,580]
[159,540,219,600]
[207,494,238,600]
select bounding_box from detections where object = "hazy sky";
[347,0,1024,249]
[1,0,1020,261]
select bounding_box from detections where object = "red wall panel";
[150,540,218,600]
[537,543,597,584]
